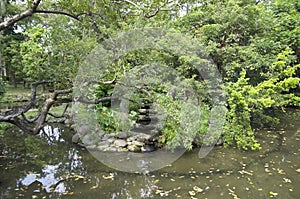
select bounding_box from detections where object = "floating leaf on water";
[68,192,74,195]
[277,169,285,174]
[74,175,85,179]
[160,192,168,197]
[193,186,203,193]
[265,168,270,172]
[228,188,234,193]
[238,170,253,176]
[102,174,114,180]
[90,185,98,189]
[155,189,162,194]
[188,190,196,196]
[269,191,278,197]
[264,163,269,168]
[178,176,184,179]
[170,178,175,182]
[283,178,291,183]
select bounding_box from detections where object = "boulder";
[72,133,79,143]
[86,145,97,150]
[131,140,145,147]
[98,140,111,147]
[114,139,128,147]
[102,134,113,140]
[107,138,115,144]
[127,145,141,152]
[136,133,152,142]
[116,132,128,139]
[97,145,107,151]
[98,132,105,138]
[82,134,95,146]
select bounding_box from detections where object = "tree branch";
[77,96,114,105]
[0,80,47,121]
[33,89,72,133]
[34,10,80,21]
[0,0,82,32]
[0,79,116,134]
[0,0,41,31]
[121,0,140,9]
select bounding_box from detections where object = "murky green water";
[0,110,299,199]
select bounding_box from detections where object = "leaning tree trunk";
[0,80,114,134]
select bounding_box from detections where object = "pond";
[0,109,299,199]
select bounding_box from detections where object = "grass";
[5,84,49,95]
[1,83,53,103]
[5,85,32,95]
[24,104,71,119]
[1,84,68,114]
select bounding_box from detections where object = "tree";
[0,0,299,151]
[176,0,300,149]
[0,77,5,98]
[0,0,194,133]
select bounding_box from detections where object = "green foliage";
[175,0,300,150]
[224,49,300,149]
[96,104,120,133]
[20,25,50,82]
[156,93,210,150]
[0,31,25,86]
[224,70,260,150]
[1,0,300,151]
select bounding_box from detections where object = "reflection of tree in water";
[0,125,87,197]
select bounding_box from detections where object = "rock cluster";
[73,105,161,152]
[82,131,158,152]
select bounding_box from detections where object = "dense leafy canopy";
[0,0,299,150]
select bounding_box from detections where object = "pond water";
[0,110,299,199]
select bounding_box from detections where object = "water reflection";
[39,125,65,144]
[15,146,85,195]
[20,164,65,193]
[0,110,299,199]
